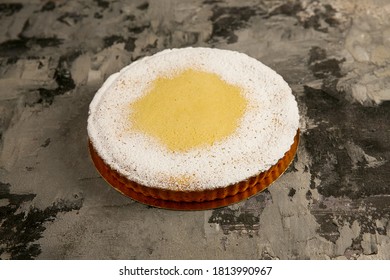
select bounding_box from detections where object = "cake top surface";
[87,47,299,191]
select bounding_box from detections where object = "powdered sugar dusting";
[87,47,299,190]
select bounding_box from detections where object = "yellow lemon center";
[130,69,247,152]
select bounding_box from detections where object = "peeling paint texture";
[1,0,389,260]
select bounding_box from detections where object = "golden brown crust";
[89,130,299,210]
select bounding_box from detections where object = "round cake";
[87,47,299,210]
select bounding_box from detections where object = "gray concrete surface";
[0,0,389,259]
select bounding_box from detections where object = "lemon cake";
[87,47,299,209]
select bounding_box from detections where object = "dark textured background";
[0,0,389,259]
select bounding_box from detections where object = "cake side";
[88,130,300,204]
